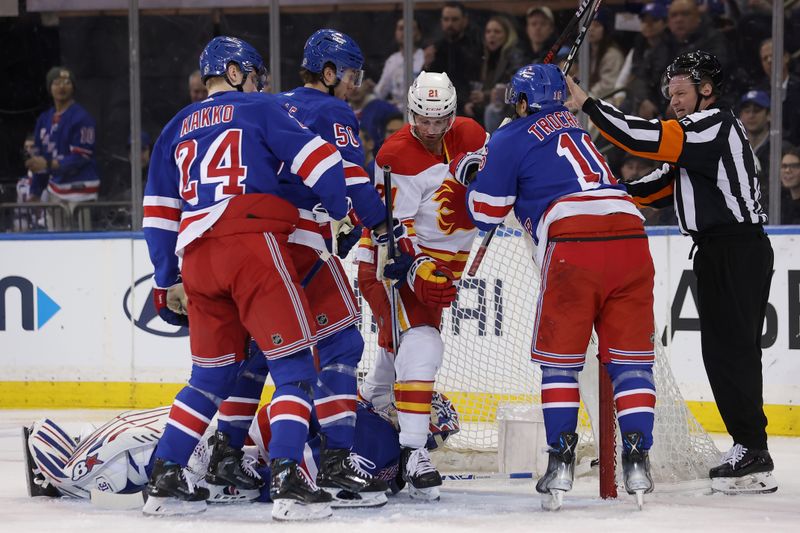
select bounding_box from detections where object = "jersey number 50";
[556,132,615,190]
[175,129,247,205]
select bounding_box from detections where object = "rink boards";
[0,228,798,435]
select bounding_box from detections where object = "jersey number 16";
[556,132,615,190]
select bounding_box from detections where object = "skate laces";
[721,444,747,467]
[347,452,377,479]
[407,448,437,476]
[296,463,322,492]
[240,455,262,481]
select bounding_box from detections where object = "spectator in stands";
[588,7,625,100]
[13,134,47,231]
[780,147,800,224]
[464,14,525,131]
[349,80,398,159]
[25,66,100,229]
[736,0,775,85]
[523,6,558,64]
[617,2,673,118]
[618,153,677,225]
[426,2,483,114]
[382,112,405,143]
[756,39,800,146]
[359,128,376,182]
[374,18,425,111]
[666,0,731,82]
[188,70,207,103]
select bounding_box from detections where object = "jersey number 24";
[175,129,247,205]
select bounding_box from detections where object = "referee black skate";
[566,50,777,495]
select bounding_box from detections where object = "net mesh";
[350,223,720,486]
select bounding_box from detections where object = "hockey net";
[352,222,720,490]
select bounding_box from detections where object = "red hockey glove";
[408,256,457,307]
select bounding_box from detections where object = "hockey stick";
[382,165,401,352]
[465,0,602,278]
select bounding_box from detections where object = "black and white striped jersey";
[582,97,768,235]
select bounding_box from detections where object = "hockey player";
[272,28,392,502]
[356,71,487,501]
[26,67,100,206]
[142,36,351,520]
[566,51,776,495]
[464,64,657,509]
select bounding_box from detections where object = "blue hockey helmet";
[199,36,268,92]
[426,392,460,451]
[302,29,365,87]
[505,63,567,113]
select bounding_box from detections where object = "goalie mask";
[426,392,460,451]
[407,71,457,137]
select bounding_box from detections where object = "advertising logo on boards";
[123,274,188,337]
[0,276,60,331]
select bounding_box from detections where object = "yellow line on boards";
[1,382,797,436]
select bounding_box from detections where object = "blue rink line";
[2,226,799,241]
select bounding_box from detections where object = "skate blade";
[271,499,332,521]
[142,495,207,516]
[205,484,261,503]
[91,489,145,510]
[541,489,564,511]
[408,484,440,501]
[711,472,778,495]
[634,490,644,510]
[323,488,388,508]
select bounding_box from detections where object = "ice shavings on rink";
[1,409,799,533]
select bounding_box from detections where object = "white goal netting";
[349,223,720,487]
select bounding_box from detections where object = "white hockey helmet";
[407,71,457,134]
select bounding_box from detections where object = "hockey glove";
[154,283,189,327]
[373,219,414,281]
[408,256,457,307]
[449,150,485,187]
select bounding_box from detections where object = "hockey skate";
[536,432,578,511]
[270,458,333,521]
[709,444,777,495]
[21,426,61,498]
[142,458,210,516]
[400,446,442,501]
[621,431,654,509]
[316,448,388,508]
[204,430,264,503]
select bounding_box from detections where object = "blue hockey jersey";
[143,90,348,288]
[467,106,642,265]
[32,103,100,201]
[275,87,385,251]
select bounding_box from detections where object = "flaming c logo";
[434,178,475,235]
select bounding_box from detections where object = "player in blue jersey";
[25,67,100,211]
[462,64,657,509]
[271,29,399,502]
[141,36,352,521]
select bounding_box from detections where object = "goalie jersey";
[467,106,642,266]
[358,117,487,278]
[143,90,348,289]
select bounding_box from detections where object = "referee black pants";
[693,228,773,450]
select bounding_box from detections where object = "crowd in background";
[4,0,800,230]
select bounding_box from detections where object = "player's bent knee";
[316,325,364,368]
[268,347,317,388]
[188,361,239,399]
[396,326,443,381]
[605,363,654,385]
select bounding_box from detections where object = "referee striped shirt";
[582,98,767,236]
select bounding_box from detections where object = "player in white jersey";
[356,71,487,500]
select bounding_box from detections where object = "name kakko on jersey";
[179,104,235,137]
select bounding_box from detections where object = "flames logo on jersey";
[434,178,475,235]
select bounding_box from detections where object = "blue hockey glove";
[448,150,485,187]
[335,224,363,259]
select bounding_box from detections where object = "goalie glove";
[449,150,485,187]
[154,282,188,327]
[408,256,457,307]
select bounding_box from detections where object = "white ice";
[2,409,799,533]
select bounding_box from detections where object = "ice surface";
[2,409,799,533]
